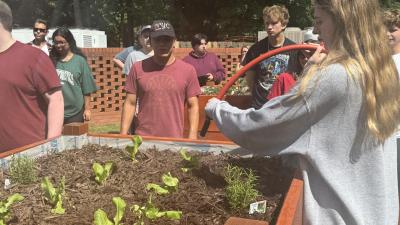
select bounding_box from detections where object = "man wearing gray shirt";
[123,25,153,75]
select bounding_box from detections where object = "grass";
[89,123,120,134]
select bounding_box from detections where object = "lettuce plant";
[179,149,199,172]
[41,176,65,214]
[146,172,179,195]
[131,194,181,225]
[125,135,143,162]
[94,197,126,225]
[92,162,114,184]
[0,193,24,225]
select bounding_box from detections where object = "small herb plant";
[131,194,182,225]
[41,176,65,214]
[92,162,114,184]
[0,193,24,225]
[8,155,37,184]
[125,135,143,162]
[224,164,260,211]
[179,149,199,172]
[94,197,126,225]
[146,172,179,195]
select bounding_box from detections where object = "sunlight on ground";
[89,123,120,134]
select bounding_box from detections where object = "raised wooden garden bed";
[0,133,303,225]
[184,95,252,142]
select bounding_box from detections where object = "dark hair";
[191,33,208,48]
[34,18,48,30]
[0,0,12,32]
[50,27,86,65]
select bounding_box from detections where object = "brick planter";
[62,122,88,136]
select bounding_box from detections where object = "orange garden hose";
[200,44,321,137]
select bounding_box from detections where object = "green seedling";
[94,197,126,225]
[9,155,37,184]
[131,194,182,225]
[41,176,65,214]
[146,172,179,195]
[224,164,260,212]
[0,193,24,225]
[125,135,143,162]
[179,149,199,172]
[92,162,114,184]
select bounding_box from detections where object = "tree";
[4,0,399,46]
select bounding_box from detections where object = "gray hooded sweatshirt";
[205,64,398,225]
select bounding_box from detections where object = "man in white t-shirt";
[384,9,400,74]
[383,9,400,219]
[27,19,51,55]
[123,25,154,75]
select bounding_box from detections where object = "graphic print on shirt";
[257,54,290,91]
[56,69,76,86]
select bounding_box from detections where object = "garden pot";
[0,132,303,225]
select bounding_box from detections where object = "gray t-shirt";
[206,64,398,225]
[115,46,135,63]
[123,50,152,75]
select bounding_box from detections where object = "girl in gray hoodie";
[205,0,400,224]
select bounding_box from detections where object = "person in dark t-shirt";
[242,5,298,109]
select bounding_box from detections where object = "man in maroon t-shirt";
[121,20,201,139]
[0,1,64,152]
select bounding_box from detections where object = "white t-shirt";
[393,53,400,78]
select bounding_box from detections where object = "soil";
[0,144,293,225]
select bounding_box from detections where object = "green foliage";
[125,135,143,162]
[200,78,250,96]
[94,197,126,225]
[0,193,24,225]
[7,0,399,45]
[146,184,169,195]
[179,149,200,172]
[224,164,260,212]
[8,155,37,184]
[41,176,65,215]
[92,162,114,184]
[146,172,179,195]
[129,171,182,224]
[131,194,182,225]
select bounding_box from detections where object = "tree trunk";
[73,0,83,27]
[50,0,67,27]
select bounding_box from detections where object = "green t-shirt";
[56,54,97,118]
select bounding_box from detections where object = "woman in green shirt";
[50,27,97,124]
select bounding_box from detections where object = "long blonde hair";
[298,0,400,142]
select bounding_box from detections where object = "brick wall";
[82,47,242,116]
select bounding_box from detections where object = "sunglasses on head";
[33,28,47,33]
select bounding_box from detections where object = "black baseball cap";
[150,20,176,38]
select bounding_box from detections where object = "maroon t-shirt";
[125,57,201,138]
[0,41,61,152]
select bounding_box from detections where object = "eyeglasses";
[33,28,47,33]
[54,41,68,46]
